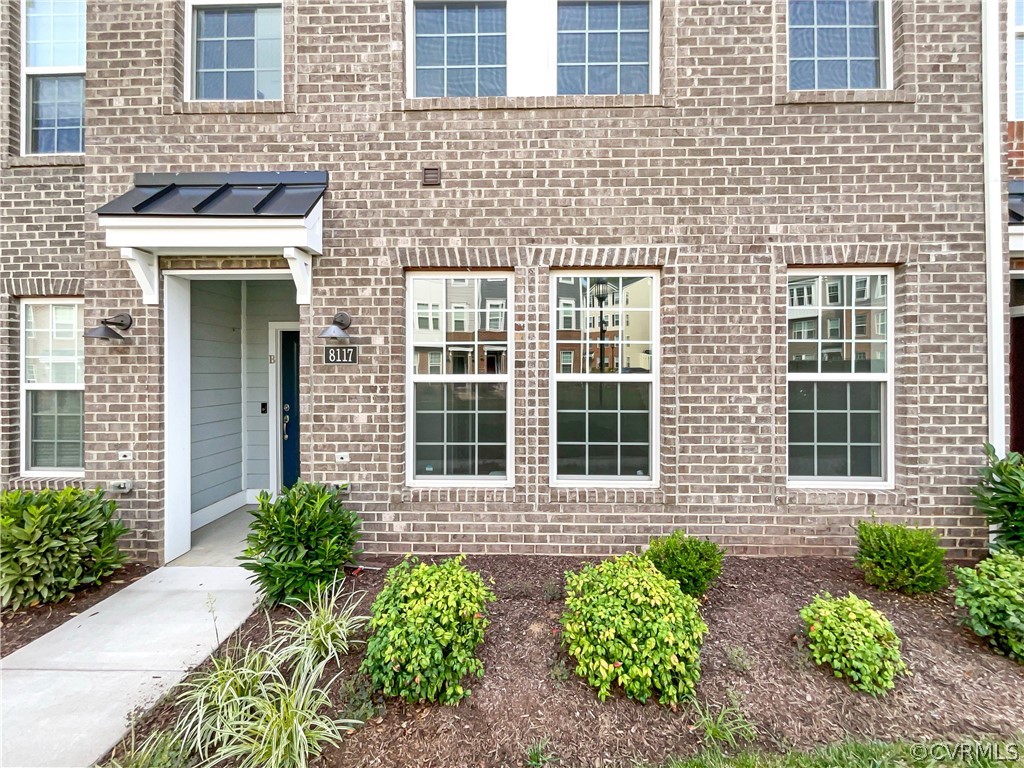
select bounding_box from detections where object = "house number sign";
[324,347,359,365]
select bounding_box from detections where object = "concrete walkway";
[1,543,258,767]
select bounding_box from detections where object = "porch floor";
[168,507,253,567]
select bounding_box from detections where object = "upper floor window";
[407,0,657,98]
[414,2,506,97]
[557,1,650,95]
[21,300,85,474]
[23,0,86,155]
[1012,0,1024,118]
[788,0,888,91]
[188,2,282,101]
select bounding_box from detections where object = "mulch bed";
[1,562,156,657]
[107,557,1024,768]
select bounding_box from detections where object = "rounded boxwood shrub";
[561,553,708,705]
[239,481,361,606]
[644,531,724,598]
[361,555,496,704]
[854,519,948,595]
[799,592,907,695]
[1,487,128,612]
[954,551,1024,662]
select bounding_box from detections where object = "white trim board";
[191,490,249,531]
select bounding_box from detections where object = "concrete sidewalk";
[1,566,258,768]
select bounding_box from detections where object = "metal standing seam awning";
[96,171,328,305]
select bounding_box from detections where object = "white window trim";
[404,0,661,99]
[406,271,515,488]
[20,1,86,157]
[787,0,895,92]
[183,0,284,103]
[1011,0,1024,119]
[20,298,86,478]
[787,267,895,491]
[548,269,660,489]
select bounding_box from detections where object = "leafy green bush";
[1,486,128,612]
[239,481,361,606]
[644,531,724,598]
[360,555,495,704]
[799,592,906,695]
[954,551,1024,662]
[274,579,368,675]
[854,519,948,594]
[561,553,708,705]
[972,444,1024,555]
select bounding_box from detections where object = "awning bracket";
[122,247,159,305]
[283,247,312,305]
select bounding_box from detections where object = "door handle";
[283,413,289,441]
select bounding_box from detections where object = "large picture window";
[408,274,511,483]
[21,300,85,474]
[22,0,86,154]
[551,273,657,483]
[787,270,893,485]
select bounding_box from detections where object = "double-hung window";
[188,2,282,101]
[21,300,85,474]
[787,270,893,486]
[552,273,657,484]
[408,0,656,98]
[788,0,889,90]
[23,0,86,155]
[408,274,512,483]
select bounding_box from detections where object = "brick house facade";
[0,0,1008,564]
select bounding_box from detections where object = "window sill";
[12,471,85,482]
[550,479,659,490]
[776,87,915,106]
[788,480,894,492]
[396,93,667,112]
[166,99,291,116]
[407,479,515,489]
[8,154,85,168]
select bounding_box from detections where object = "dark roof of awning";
[96,171,328,218]
[1011,181,1024,225]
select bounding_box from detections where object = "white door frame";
[163,269,292,563]
[268,322,301,495]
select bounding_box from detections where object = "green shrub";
[360,555,495,704]
[1,486,128,612]
[799,592,906,695]
[644,531,724,598]
[273,579,368,675]
[954,551,1024,662]
[854,519,948,594]
[239,481,361,606]
[972,444,1024,555]
[561,553,708,705]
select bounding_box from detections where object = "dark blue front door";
[280,331,300,489]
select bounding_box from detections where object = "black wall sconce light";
[318,311,353,339]
[84,313,133,341]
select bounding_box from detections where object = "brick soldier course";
[1,1,1007,563]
